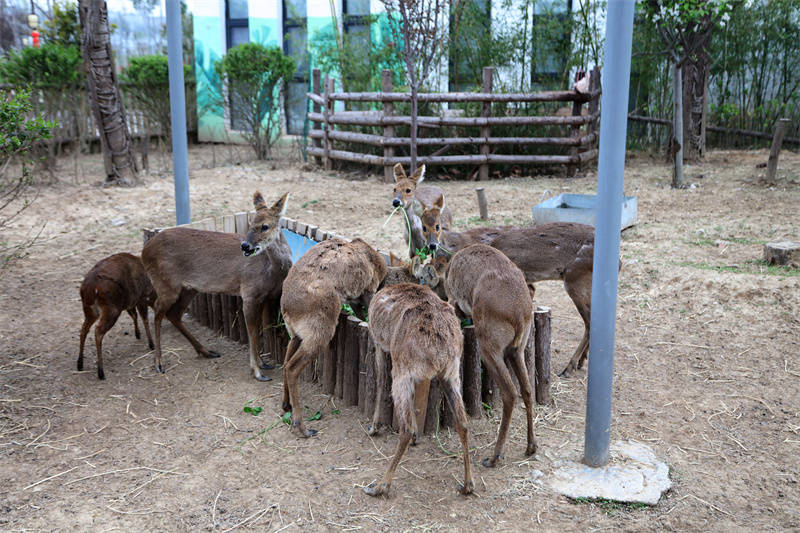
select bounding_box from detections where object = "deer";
[280,237,387,437]
[141,192,292,381]
[364,282,473,497]
[78,253,156,380]
[390,163,453,258]
[418,194,599,377]
[426,244,536,467]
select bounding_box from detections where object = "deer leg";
[281,335,301,412]
[243,299,270,381]
[507,329,537,456]
[560,271,592,377]
[367,345,387,436]
[364,375,415,497]
[127,308,141,340]
[78,305,98,372]
[165,289,219,362]
[283,336,325,438]
[441,371,474,495]
[94,306,122,380]
[137,302,154,350]
[152,286,183,374]
[479,344,518,468]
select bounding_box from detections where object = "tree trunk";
[410,82,418,172]
[682,43,711,161]
[79,0,138,185]
[671,62,684,189]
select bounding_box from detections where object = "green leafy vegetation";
[572,497,650,515]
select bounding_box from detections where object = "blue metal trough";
[532,193,638,230]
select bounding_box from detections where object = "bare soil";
[1,146,799,532]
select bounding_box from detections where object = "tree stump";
[534,306,552,406]
[764,241,800,268]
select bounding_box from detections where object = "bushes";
[0,90,55,275]
[0,43,82,86]
[214,43,295,160]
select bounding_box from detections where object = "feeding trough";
[282,228,319,263]
[532,192,638,230]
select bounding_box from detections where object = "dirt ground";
[1,145,799,532]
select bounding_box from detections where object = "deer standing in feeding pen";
[280,237,387,437]
[390,163,453,258]
[141,192,291,381]
[364,283,473,497]
[428,244,536,467]
[78,253,156,379]
[418,194,600,377]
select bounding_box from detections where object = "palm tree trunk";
[79,0,138,185]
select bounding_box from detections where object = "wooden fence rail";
[308,66,602,181]
[142,216,553,433]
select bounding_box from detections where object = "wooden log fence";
[142,216,553,433]
[308,67,602,181]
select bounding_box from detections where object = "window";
[226,0,249,130]
[283,0,308,134]
[530,0,572,85]
[449,0,490,92]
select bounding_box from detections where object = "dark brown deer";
[364,283,473,497]
[390,163,453,258]
[141,192,291,381]
[429,244,536,467]
[418,194,598,377]
[78,253,156,379]
[280,237,387,437]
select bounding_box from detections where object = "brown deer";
[364,283,473,497]
[428,244,536,467]
[390,163,453,258]
[418,194,598,377]
[141,192,291,381]
[78,253,156,379]
[280,237,387,437]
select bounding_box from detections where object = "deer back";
[81,253,154,310]
[368,283,461,379]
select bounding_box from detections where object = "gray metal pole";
[584,0,635,468]
[166,0,190,225]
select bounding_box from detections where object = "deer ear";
[271,192,289,216]
[411,255,424,278]
[411,198,424,217]
[253,191,266,209]
[410,164,426,184]
[393,163,406,183]
[434,193,445,210]
[420,263,440,288]
[389,251,402,267]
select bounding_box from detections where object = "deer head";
[391,163,426,209]
[418,193,446,252]
[241,191,289,257]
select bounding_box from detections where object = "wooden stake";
[311,69,322,166]
[360,327,377,416]
[766,118,790,182]
[461,326,482,418]
[413,379,431,436]
[534,306,552,406]
[479,67,493,181]
[344,316,361,406]
[475,188,488,220]
[424,379,442,434]
[382,70,395,183]
[335,312,347,399]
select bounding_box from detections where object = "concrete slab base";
[546,440,671,505]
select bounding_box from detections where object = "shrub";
[0,90,56,275]
[0,43,82,86]
[214,43,295,160]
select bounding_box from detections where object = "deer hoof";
[411,432,419,446]
[363,482,386,497]
[135,331,141,339]
[77,359,83,371]
[481,454,500,468]
[254,373,273,382]
[258,359,275,370]
[282,401,292,413]
[292,422,317,438]
[148,341,155,350]
[458,479,474,495]
[366,424,379,436]
[558,365,576,378]
[97,368,105,380]
[526,443,537,456]
[156,364,165,374]
[206,350,222,359]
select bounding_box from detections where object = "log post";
[201,218,219,333]
[377,348,394,427]
[322,335,337,395]
[381,70,394,183]
[461,326,482,418]
[413,379,431,436]
[587,66,601,149]
[357,322,371,412]
[534,306,552,406]
[764,241,800,267]
[323,75,333,171]
[360,326,377,416]
[344,316,361,406]
[188,221,208,326]
[234,212,250,344]
[335,312,347,399]
[312,69,322,166]
[524,320,536,394]
[475,187,488,220]
[567,88,584,178]
[766,118,790,182]
[424,379,442,434]
[479,67,493,181]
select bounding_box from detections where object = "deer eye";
[422,226,427,232]
[261,224,269,231]
[435,225,440,231]
[405,188,411,194]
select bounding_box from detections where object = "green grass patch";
[572,497,650,515]
[673,260,800,277]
